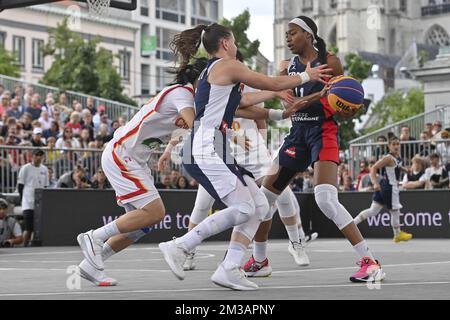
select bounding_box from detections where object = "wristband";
[268,109,284,121]
[299,72,310,84]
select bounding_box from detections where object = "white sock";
[223,241,247,269]
[93,221,120,242]
[353,241,375,261]
[298,226,306,241]
[102,242,116,261]
[285,224,300,244]
[253,241,268,262]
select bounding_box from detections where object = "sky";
[223,0,275,61]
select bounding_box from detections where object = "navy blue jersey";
[380,154,403,186]
[288,55,329,127]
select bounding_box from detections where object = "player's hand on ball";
[320,84,332,98]
[306,62,333,84]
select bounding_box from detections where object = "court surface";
[1,239,449,300]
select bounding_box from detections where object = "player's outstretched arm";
[240,90,294,108]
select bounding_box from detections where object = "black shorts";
[22,210,34,232]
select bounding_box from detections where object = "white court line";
[1,281,450,298]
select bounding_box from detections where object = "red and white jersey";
[111,83,194,165]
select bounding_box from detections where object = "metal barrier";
[349,139,450,177]
[350,105,450,145]
[0,145,188,193]
[0,74,139,122]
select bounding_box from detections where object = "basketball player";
[158,23,331,291]
[242,16,385,283]
[354,136,413,243]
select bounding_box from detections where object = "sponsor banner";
[34,189,450,246]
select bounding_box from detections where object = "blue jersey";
[380,154,403,186]
[288,55,330,127]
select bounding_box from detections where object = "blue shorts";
[373,183,402,210]
[278,120,340,172]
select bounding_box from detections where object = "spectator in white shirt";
[38,110,54,131]
[424,153,449,190]
[402,156,427,190]
[56,126,81,149]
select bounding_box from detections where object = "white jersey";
[231,85,272,180]
[18,163,49,211]
[111,84,195,165]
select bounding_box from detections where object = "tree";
[366,89,424,133]
[336,53,373,149]
[0,48,21,78]
[221,9,260,63]
[41,18,136,106]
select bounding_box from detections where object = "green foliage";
[344,53,372,81]
[366,89,425,133]
[221,9,260,63]
[41,19,137,106]
[0,48,21,78]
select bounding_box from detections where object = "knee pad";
[253,189,270,221]
[276,188,296,219]
[314,184,353,230]
[126,229,148,243]
[261,187,280,221]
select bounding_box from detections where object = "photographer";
[57,165,91,189]
[0,198,23,248]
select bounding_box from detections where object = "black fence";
[33,189,450,246]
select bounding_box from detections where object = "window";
[32,39,44,70]
[119,50,131,81]
[330,0,337,9]
[426,25,450,46]
[141,64,150,95]
[191,0,219,25]
[141,0,149,16]
[13,36,26,67]
[303,0,313,10]
[156,66,172,91]
[156,27,177,61]
[156,0,186,24]
[0,32,6,49]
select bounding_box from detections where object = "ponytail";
[297,16,328,64]
[170,24,208,72]
[168,57,209,86]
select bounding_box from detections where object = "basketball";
[327,76,365,113]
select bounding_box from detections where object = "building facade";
[274,0,450,70]
[0,0,223,102]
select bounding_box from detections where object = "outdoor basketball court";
[1,239,449,300]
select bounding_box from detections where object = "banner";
[33,189,450,246]
[141,35,156,57]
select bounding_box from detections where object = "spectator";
[31,127,46,147]
[80,141,101,173]
[91,167,111,189]
[94,135,105,150]
[1,117,16,138]
[303,169,314,193]
[81,109,95,140]
[432,121,443,138]
[23,85,34,107]
[86,97,97,116]
[418,131,436,157]
[42,97,57,118]
[424,153,449,189]
[73,102,83,113]
[117,117,126,128]
[6,98,23,120]
[53,142,76,178]
[425,123,433,137]
[58,92,68,109]
[111,120,120,134]
[98,113,112,135]
[0,198,23,248]
[25,95,42,121]
[170,170,180,189]
[436,131,450,162]
[66,111,82,137]
[358,160,377,192]
[155,174,172,189]
[79,128,92,149]
[19,113,33,139]
[343,176,356,192]
[45,136,60,165]
[175,176,189,190]
[57,165,91,189]
[9,141,33,173]
[0,91,11,118]
[56,126,81,149]
[93,105,106,129]
[18,149,49,246]
[38,110,54,131]
[402,156,426,190]
[43,120,60,141]
[97,123,113,144]
[356,160,370,192]
[374,135,388,159]
[47,167,58,189]
[400,126,416,164]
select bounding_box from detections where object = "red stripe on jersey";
[319,120,340,164]
[111,84,194,202]
[320,97,337,118]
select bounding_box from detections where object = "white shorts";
[102,141,161,209]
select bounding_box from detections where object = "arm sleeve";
[18,184,24,200]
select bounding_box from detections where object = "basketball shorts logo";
[284,147,297,158]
